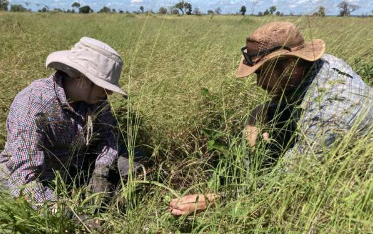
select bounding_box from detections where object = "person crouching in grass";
[0,37,146,211]
[169,21,373,216]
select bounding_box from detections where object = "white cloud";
[131,0,143,3]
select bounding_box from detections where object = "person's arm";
[89,102,119,192]
[93,103,119,169]
[5,89,56,205]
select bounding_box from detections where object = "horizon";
[4,0,373,15]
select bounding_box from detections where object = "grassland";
[1,12,373,233]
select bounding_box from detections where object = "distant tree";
[158,7,167,14]
[185,2,192,15]
[170,7,179,14]
[318,6,326,17]
[276,11,282,16]
[79,5,92,13]
[358,13,369,18]
[207,9,214,15]
[269,6,276,15]
[112,8,116,13]
[53,8,63,12]
[263,9,270,15]
[193,7,201,15]
[119,9,124,13]
[10,4,27,12]
[214,7,221,15]
[175,1,192,15]
[98,6,111,13]
[0,0,9,11]
[140,6,144,13]
[71,2,80,9]
[239,5,246,15]
[257,11,263,16]
[250,0,259,15]
[338,1,358,16]
[39,6,49,12]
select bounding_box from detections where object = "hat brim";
[46,50,128,97]
[236,39,326,78]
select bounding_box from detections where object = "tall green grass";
[1,12,373,233]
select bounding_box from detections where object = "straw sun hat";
[46,37,126,96]
[237,22,326,78]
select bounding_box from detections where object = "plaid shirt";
[280,54,373,168]
[0,72,119,204]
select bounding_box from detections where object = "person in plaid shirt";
[169,22,373,216]
[0,37,143,206]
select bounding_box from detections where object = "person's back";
[280,54,373,167]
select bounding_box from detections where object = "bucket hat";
[46,37,127,96]
[237,22,325,78]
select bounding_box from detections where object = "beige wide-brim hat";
[237,22,326,78]
[46,37,127,96]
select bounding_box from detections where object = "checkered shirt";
[0,72,119,204]
[282,54,373,168]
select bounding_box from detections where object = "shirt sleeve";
[92,102,119,174]
[281,68,373,170]
[5,89,56,205]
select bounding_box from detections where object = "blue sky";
[8,0,373,15]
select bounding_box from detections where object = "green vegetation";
[1,12,373,233]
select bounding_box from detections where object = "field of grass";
[1,12,373,233]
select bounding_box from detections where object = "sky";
[8,0,373,15]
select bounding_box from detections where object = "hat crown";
[246,22,305,53]
[73,37,123,65]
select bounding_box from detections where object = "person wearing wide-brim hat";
[0,37,146,209]
[169,21,373,216]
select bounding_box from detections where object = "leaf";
[207,140,228,154]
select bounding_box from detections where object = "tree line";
[0,0,372,17]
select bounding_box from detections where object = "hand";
[88,175,112,194]
[169,193,217,216]
[244,125,269,147]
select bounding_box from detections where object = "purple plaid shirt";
[0,72,119,204]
